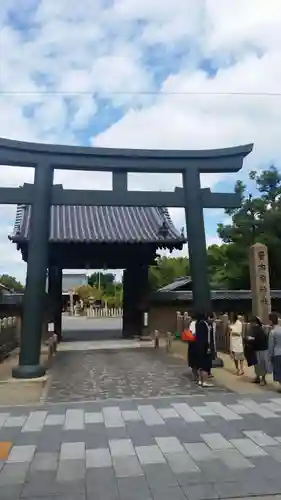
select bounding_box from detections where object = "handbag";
[181,329,196,342]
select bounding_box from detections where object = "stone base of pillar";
[12,364,46,379]
[212,356,224,368]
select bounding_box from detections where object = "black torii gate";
[0,138,253,378]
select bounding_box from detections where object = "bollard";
[154,329,160,348]
[166,332,173,352]
[53,334,58,353]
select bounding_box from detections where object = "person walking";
[187,316,198,382]
[207,312,216,378]
[268,312,281,390]
[195,312,213,388]
[229,313,244,375]
[245,316,270,385]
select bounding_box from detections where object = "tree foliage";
[74,284,102,304]
[0,274,24,291]
[217,165,281,288]
[148,166,281,291]
[148,256,189,290]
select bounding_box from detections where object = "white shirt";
[189,320,196,335]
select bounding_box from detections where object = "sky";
[0,0,281,284]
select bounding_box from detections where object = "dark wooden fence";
[0,316,19,361]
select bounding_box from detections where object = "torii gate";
[0,138,253,378]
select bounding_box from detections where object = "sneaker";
[202,382,214,388]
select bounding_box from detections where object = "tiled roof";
[158,276,192,292]
[10,203,185,245]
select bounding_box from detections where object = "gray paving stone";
[45,413,65,426]
[106,426,129,440]
[264,445,281,462]
[172,403,204,423]
[0,485,22,500]
[165,451,200,474]
[113,456,144,478]
[238,399,279,418]
[250,455,281,478]
[243,430,279,446]
[21,470,57,497]
[109,438,135,457]
[152,485,186,500]
[184,442,216,461]
[60,441,85,460]
[215,449,254,469]
[3,415,26,428]
[136,445,166,465]
[230,438,268,457]
[36,428,63,452]
[64,409,84,430]
[155,436,185,454]
[117,476,152,500]
[192,406,217,417]
[137,405,165,426]
[30,451,58,471]
[143,463,178,489]
[0,462,30,485]
[57,458,86,482]
[7,444,36,463]
[182,482,219,499]
[205,402,242,420]
[201,433,233,450]
[226,403,254,415]
[214,480,246,498]
[86,447,112,468]
[85,411,103,423]
[122,410,142,422]
[126,421,155,446]
[157,407,180,419]
[0,413,9,429]
[21,411,47,432]
[103,406,125,428]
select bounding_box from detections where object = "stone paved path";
[45,347,228,402]
[1,394,281,498]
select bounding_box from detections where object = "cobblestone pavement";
[1,394,281,499]
[45,347,228,402]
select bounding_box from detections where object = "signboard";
[249,243,271,324]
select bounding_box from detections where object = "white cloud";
[0,0,281,281]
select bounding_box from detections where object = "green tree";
[148,256,189,290]
[74,284,102,305]
[217,165,281,288]
[88,272,116,295]
[0,274,24,291]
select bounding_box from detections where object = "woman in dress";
[229,313,244,375]
[245,316,270,385]
[195,312,213,388]
[268,312,281,389]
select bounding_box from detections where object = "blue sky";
[0,0,281,284]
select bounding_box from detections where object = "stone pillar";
[12,162,53,379]
[138,265,149,337]
[182,168,211,313]
[122,269,132,338]
[48,266,62,342]
[249,243,271,324]
[122,265,147,338]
